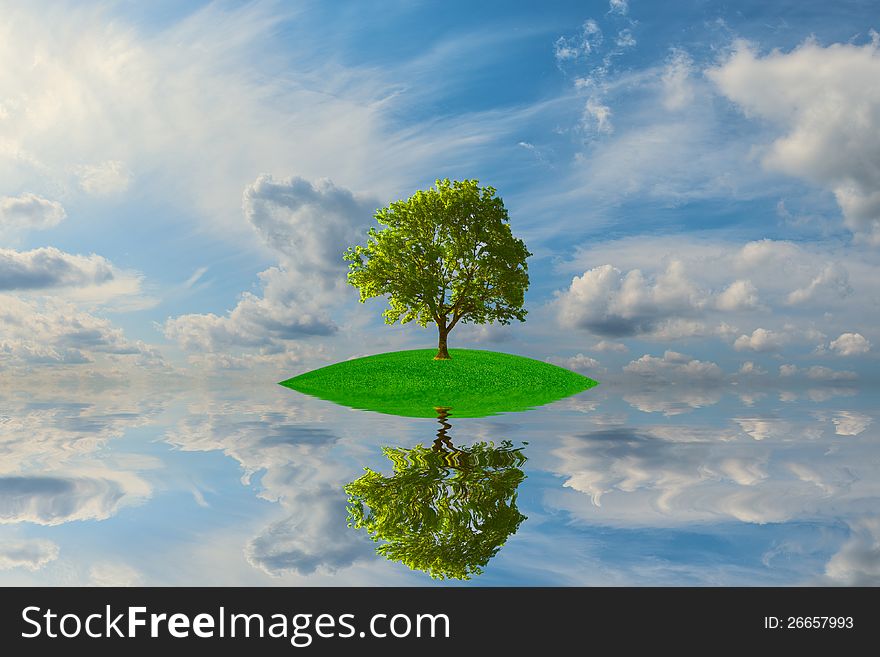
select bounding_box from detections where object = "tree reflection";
[345,408,528,580]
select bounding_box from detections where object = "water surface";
[1,375,877,585]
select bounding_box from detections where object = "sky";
[1,0,879,385]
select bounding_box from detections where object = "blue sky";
[1,0,878,383]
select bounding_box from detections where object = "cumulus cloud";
[163,268,337,352]
[0,539,59,571]
[708,38,880,243]
[560,235,879,363]
[786,264,852,305]
[556,260,701,337]
[548,353,601,374]
[0,247,115,291]
[716,279,759,311]
[0,245,147,310]
[165,175,376,360]
[243,175,375,281]
[0,194,65,232]
[733,328,787,352]
[624,350,723,381]
[0,295,162,368]
[828,332,871,356]
[733,238,801,269]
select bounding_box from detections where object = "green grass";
[279,349,599,418]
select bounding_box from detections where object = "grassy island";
[280,349,598,418]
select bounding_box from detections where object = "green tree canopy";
[345,435,528,580]
[344,179,530,359]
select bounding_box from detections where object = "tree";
[344,413,528,580]
[344,179,531,359]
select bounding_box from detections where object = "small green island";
[280,348,597,418]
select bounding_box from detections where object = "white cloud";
[829,332,871,356]
[615,29,636,49]
[661,49,695,111]
[74,160,132,196]
[0,2,495,244]
[0,294,163,368]
[0,194,65,232]
[608,0,628,15]
[716,279,759,311]
[733,328,787,352]
[0,539,59,571]
[708,38,880,243]
[164,175,373,360]
[163,267,338,351]
[0,247,114,291]
[593,340,628,353]
[554,38,580,62]
[0,245,148,310]
[584,98,613,134]
[548,353,601,374]
[785,264,851,305]
[623,351,723,381]
[243,174,375,283]
[733,238,801,269]
[737,361,766,376]
[555,19,603,64]
[825,517,880,585]
[559,235,880,362]
[556,260,701,337]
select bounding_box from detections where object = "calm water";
[1,374,877,586]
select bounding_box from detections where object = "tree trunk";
[435,325,451,360]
